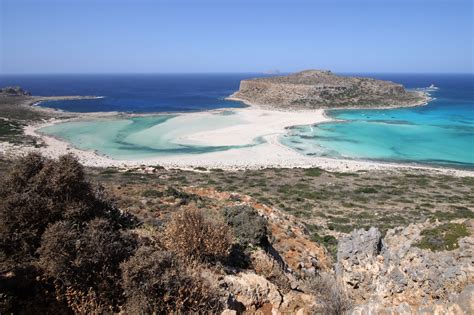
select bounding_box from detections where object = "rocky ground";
[229,70,428,109]
[0,154,472,313]
[31,165,470,314]
[81,165,474,239]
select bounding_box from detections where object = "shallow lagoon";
[40,112,264,160]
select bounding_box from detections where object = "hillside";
[1,155,472,314]
[229,70,428,109]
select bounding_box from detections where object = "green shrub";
[311,233,338,259]
[415,223,469,251]
[223,205,269,247]
[304,167,323,177]
[165,187,201,204]
[355,187,378,194]
[141,189,163,198]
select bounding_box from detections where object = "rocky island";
[229,70,428,109]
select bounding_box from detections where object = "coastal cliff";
[229,70,427,109]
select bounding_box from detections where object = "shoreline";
[1,92,472,177]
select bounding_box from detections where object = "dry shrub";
[0,265,69,314]
[121,246,223,313]
[164,207,232,262]
[38,219,136,312]
[302,272,352,315]
[0,153,134,266]
[61,287,106,315]
[0,153,138,313]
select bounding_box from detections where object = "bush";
[415,223,469,251]
[0,153,135,266]
[141,189,163,198]
[304,167,323,177]
[310,232,338,260]
[121,246,222,313]
[223,205,269,248]
[302,272,352,315]
[165,186,201,205]
[38,218,137,313]
[355,187,378,194]
[164,207,232,262]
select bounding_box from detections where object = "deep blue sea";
[0,73,472,168]
[0,73,265,112]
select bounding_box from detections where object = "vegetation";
[415,223,470,251]
[0,154,228,313]
[0,152,472,313]
[223,204,269,248]
[163,207,233,263]
[121,246,222,313]
[302,272,352,315]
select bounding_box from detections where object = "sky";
[0,0,472,74]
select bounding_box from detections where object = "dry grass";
[302,272,352,315]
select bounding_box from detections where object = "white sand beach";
[0,105,472,177]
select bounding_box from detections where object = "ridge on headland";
[0,86,32,97]
[229,70,428,109]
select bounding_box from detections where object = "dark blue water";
[0,73,269,112]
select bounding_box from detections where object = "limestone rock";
[350,284,473,314]
[223,272,282,313]
[337,222,473,309]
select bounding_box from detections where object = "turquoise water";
[40,113,264,160]
[20,73,473,168]
[280,74,474,168]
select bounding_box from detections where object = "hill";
[229,70,428,109]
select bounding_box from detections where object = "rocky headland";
[0,86,32,97]
[229,70,428,109]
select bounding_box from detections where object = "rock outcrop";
[229,70,427,109]
[337,220,473,313]
[183,187,472,314]
[186,187,332,273]
[0,86,31,97]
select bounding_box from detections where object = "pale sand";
[0,106,472,177]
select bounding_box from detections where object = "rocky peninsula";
[229,70,428,109]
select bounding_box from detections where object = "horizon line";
[2,71,473,76]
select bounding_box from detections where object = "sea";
[0,73,473,168]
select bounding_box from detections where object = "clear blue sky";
[1,0,472,74]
